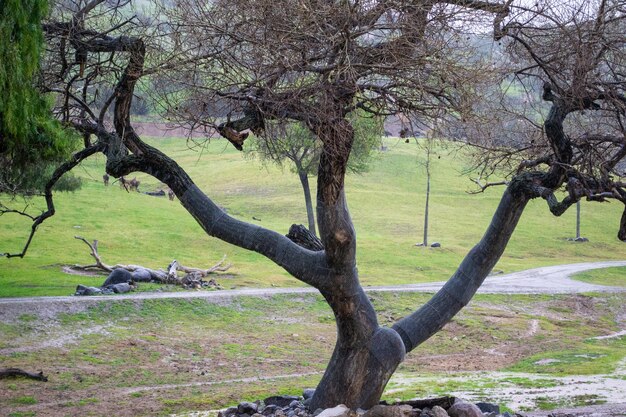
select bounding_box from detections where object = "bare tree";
[2,0,625,411]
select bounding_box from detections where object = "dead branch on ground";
[71,236,230,288]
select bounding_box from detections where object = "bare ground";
[1,262,625,416]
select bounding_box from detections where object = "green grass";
[506,337,626,376]
[1,292,623,416]
[571,267,626,287]
[1,137,625,297]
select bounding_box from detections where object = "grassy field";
[0,292,623,416]
[572,267,626,287]
[1,136,625,297]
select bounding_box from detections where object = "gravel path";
[0,261,624,311]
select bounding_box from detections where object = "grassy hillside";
[1,137,624,297]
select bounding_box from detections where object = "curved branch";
[1,143,105,258]
[393,181,530,352]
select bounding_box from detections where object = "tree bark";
[298,168,317,236]
[617,204,626,242]
[423,158,431,247]
[310,272,405,410]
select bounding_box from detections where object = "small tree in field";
[2,0,626,410]
[246,114,382,236]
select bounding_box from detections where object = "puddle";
[386,365,626,411]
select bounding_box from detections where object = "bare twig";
[468,178,509,194]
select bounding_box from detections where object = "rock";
[264,396,300,408]
[317,404,350,417]
[252,414,264,417]
[238,402,259,414]
[289,400,303,409]
[218,406,238,417]
[110,282,132,294]
[131,268,152,282]
[303,389,316,400]
[102,268,132,286]
[74,284,102,296]
[363,405,416,417]
[430,242,441,248]
[313,409,324,417]
[430,406,449,417]
[447,402,482,417]
[475,403,499,414]
[262,405,281,416]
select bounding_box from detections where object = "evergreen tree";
[0,0,77,194]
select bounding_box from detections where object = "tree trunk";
[423,161,430,246]
[310,273,405,410]
[298,169,317,236]
[576,200,581,239]
[617,204,626,242]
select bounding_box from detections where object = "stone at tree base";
[475,403,499,414]
[102,268,133,286]
[316,404,351,417]
[218,406,238,417]
[262,405,280,416]
[238,402,259,414]
[429,406,449,417]
[430,242,441,248]
[446,402,482,417]
[264,396,301,408]
[131,268,152,282]
[303,389,316,400]
[363,404,416,417]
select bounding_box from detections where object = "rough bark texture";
[286,224,324,251]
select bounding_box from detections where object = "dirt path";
[1,261,624,311]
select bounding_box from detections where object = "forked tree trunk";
[311,185,530,410]
[310,275,405,410]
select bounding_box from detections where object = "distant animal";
[119,176,128,190]
[168,189,175,201]
[129,177,140,192]
[103,174,110,186]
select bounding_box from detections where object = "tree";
[2,0,625,411]
[246,114,382,236]
[0,0,78,196]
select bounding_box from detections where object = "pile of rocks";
[218,392,525,417]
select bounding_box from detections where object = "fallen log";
[0,368,48,382]
[70,236,231,289]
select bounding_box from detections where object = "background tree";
[246,113,382,236]
[2,0,625,411]
[0,0,78,196]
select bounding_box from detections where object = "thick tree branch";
[393,180,530,353]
